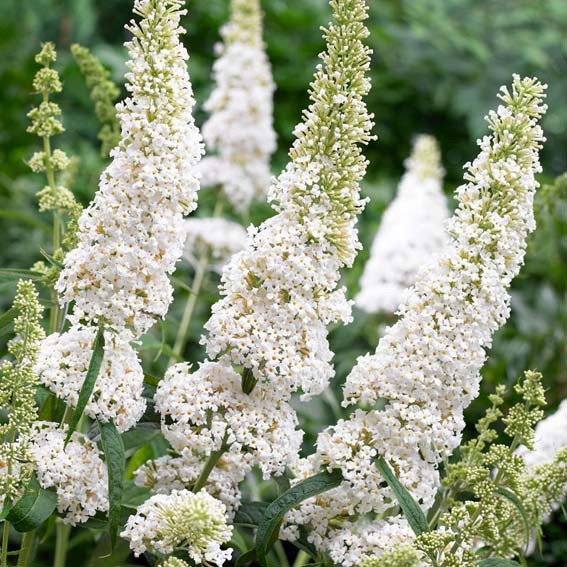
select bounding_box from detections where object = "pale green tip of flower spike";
[71,43,121,157]
[360,545,421,567]
[223,0,263,47]
[35,42,56,66]
[8,279,45,365]
[161,558,189,567]
[28,42,65,138]
[405,134,444,182]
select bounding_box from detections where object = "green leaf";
[6,476,57,532]
[0,209,50,231]
[99,420,125,549]
[65,324,105,443]
[0,499,12,521]
[496,487,531,551]
[121,423,160,452]
[255,469,343,566]
[477,559,521,566]
[234,501,269,527]
[375,456,429,536]
[236,549,257,567]
[0,269,42,284]
[0,307,16,331]
[121,481,150,510]
[143,374,161,388]
[125,445,154,481]
[39,247,63,268]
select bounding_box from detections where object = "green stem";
[192,436,229,493]
[167,196,225,367]
[275,541,290,567]
[54,521,70,567]
[16,531,36,567]
[168,250,209,366]
[292,551,311,567]
[1,521,10,567]
[43,119,61,335]
[43,135,60,252]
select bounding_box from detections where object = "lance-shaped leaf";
[6,476,57,532]
[477,559,521,566]
[255,469,343,565]
[375,456,429,535]
[65,324,105,443]
[234,501,269,528]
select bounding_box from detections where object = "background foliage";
[0,0,565,565]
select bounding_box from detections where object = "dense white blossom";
[155,361,302,478]
[56,0,203,336]
[203,0,374,399]
[151,0,373,514]
[35,325,145,432]
[35,0,202,437]
[121,489,232,565]
[286,76,547,565]
[183,217,248,273]
[356,135,450,314]
[135,448,249,517]
[29,422,108,525]
[197,0,276,210]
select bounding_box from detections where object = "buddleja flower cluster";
[204,0,374,399]
[197,0,276,210]
[519,397,567,470]
[284,76,548,566]
[29,423,109,525]
[148,0,374,515]
[356,135,450,314]
[0,281,44,507]
[57,0,203,337]
[35,0,204,434]
[121,489,232,565]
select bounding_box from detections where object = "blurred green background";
[0,0,566,565]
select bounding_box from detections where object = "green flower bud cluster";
[537,171,567,215]
[26,42,82,283]
[27,101,64,138]
[37,185,80,215]
[71,43,121,157]
[28,148,70,173]
[360,545,421,567]
[0,280,45,504]
[161,559,189,567]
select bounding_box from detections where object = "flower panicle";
[223,0,263,47]
[276,0,375,265]
[71,44,121,157]
[285,76,547,567]
[0,280,45,504]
